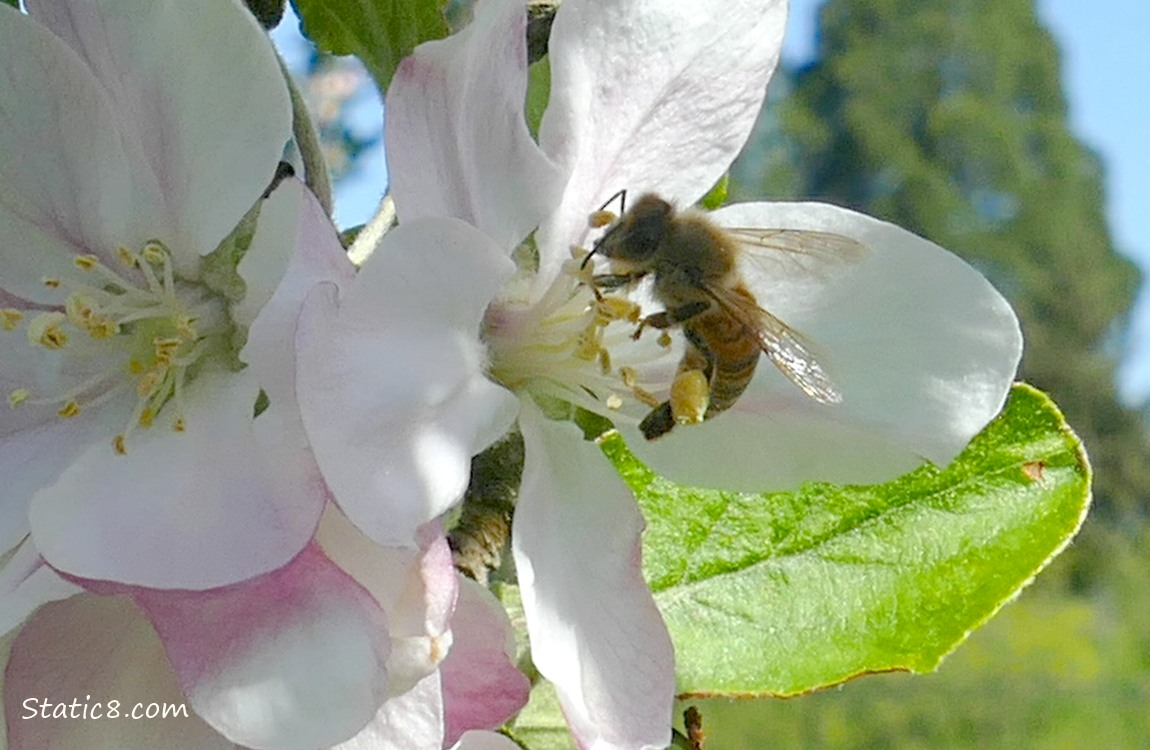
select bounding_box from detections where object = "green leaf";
[507,680,573,750]
[525,56,551,139]
[290,0,448,92]
[599,383,1091,696]
[2,0,19,8]
[698,174,729,210]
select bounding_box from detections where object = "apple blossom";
[2,507,528,750]
[295,0,1021,748]
[0,0,524,746]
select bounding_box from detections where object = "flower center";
[3,240,235,454]
[483,247,675,422]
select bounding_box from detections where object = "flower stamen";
[1,240,232,453]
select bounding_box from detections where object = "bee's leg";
[641,340,714,441]
[639,403,675,440]
[592,271,647,290]
[633,301,710,340]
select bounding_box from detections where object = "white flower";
[0,0,526,746]
[0,0,325,590]
[295,0,1022,748]
[3,507,528,750]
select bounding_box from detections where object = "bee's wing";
[704,285,843,405]
[724,227,868,280]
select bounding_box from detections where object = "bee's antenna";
[580,244,601,270]
[599,189,627,214]
[581,189,629,270]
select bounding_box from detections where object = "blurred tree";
[732,0,1150,541]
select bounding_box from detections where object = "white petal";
[316,509,458,696]
[624,201,1023,491]
[451,731,524,750]
[538,0,787,274]
[385,0,565,251]
[513,406,673,750]
[29,371,324,588]
[236,180,355,330]
[0,395,130,557]
[0,5,139,302]
[26,0,292,264]
[297,218,520,547]
[329,672,444,750]
[5,593,235,750]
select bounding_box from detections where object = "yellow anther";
[606,393,623,411]
[619,366,639,388]
[173,417,186,433]
[137,370,162,398]
[42,277,61,289]
[116,245,138,267]
[65,294,94,325]
[87,318,121,339]
[27,312,68,349]
[113,434,127,455]
[73,254,100,270]
[141,241,167,265]
[153,337,182,363]
[8,389,29,407]
[658,331,673,348]
[670,369,709,425]
[174,316,197,340]
[1,308,24,331]
[631,385,661,408]
[574,327,602,361]
[588,209,618,229]
[598,348,612,374]
[596,296,641,323]
[57,401,81,418]
[138,407,154,428]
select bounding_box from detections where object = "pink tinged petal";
[451,731,524,750]
[0,540,82,638]
[29,370,324,589]
[329,672,444,750]
[316,510,458,695]
[538,0,787,268]
[0,5,139,303]
[130,544,390,750]
[625,201,1023,492]
[236,179,355,331]
[513,406,674,750]
[25,0,293,265]
[441,578,530,746]
[6,593,238,750]
[297,218,520,547]
[385,0,566,251]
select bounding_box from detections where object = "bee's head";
[585,193,672,268]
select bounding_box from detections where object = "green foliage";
[290,0,448,92]
[1,0,18,8]
[599,384,1089,696]
[525,56,551,139]
[684,525,1150,749]
[698,175,729,210]
[733,0,1149,527]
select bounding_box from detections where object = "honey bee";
[583,192,867,440]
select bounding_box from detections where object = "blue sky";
[278,1,1150,403]
[785,0,1150,403]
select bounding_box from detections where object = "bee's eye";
[624,212,666,258]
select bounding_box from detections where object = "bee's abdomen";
[686,310,759,416]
